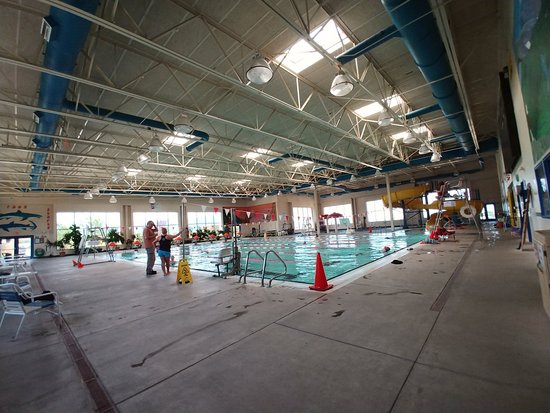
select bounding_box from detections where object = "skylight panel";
[126,168,142,177]
[164,136,189,146]
[354,95,404,118]
[242,148,270,159]
[292,160,314,168]
[391,126,428,140]
[242,152,261,159]
[275,19,351,74]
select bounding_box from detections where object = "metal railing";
[239,249,264,284]
[261,250,288,287]
[239,249,288,287]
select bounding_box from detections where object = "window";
[133,212,180,235]
[186,211,222,232]
[480,203,497,220]
[275,19,351,73]
[56,212,121,241]
[536,159,550,217]
[293,207,313,230]
[323,204,354,224]
[365,200,403,223]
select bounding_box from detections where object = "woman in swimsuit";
[156,227,183,276]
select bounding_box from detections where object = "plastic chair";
[0,281,60,340]
[210,247,235,278]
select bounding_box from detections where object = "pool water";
[126,229,426,284]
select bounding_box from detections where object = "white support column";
[312,187,321,237]
[385,174,395,232]
[179,203,187,259]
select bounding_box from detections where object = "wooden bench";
[210,247,235,278]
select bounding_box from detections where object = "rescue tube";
[460,205,477,218]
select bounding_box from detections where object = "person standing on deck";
[156,227,183,276]
[143,220,158,276]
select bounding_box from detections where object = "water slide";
[381,183,484,229]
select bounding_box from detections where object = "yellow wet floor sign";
[177,259,193,284]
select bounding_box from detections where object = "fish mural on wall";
[0,210,41,232]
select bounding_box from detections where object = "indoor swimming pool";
[124,229,427,284]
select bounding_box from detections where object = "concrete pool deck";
[1,226,550,412]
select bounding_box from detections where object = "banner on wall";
[223,203,276,225]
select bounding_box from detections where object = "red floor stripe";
[36,274,118,413]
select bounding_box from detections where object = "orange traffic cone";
[72,260,78,266]
[309,253,333,291]
[78,262,84,268]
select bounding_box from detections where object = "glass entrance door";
[0,238,15,259]
[0,236,33,259]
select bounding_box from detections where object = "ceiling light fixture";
[310,183,315,189]
[291,186,297,193]
[181,196,187,204]
[418,144,431,155]
[109,195,117,204]
[148,132,164,152]
[90,187,100,196]
[173,123,194,136]
[137,153,151,164]
[330,68,353,97]
[208,197,214,204]
[111,165,128,182]
[377,109,394,127]
[326,179,333,185]
[252,195,257,201]
[232,198,236,204]
[349,175,357,182]
[264,193,268,198]
[149,196,156,204]
[430,152,442,163]
[277,190,282,196]
[83,192,93,200]
[117,165,128,176]
[246,54,273,85]
[402,132,417,144]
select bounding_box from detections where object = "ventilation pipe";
[63,101,209,151]
[381,0,474,153]
[30,0,99,189]
[336,25,400,65]
[404,103,440,120]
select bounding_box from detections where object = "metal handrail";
[239,249,264,284]
[261,250,288,287]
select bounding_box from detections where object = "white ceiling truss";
[0,0,505,199]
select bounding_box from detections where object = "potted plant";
[46,239,66,256]
[61,224,82,255]
[105,228,125,249]
[124,234,135,249]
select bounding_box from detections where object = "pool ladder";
[239,249,288,287]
